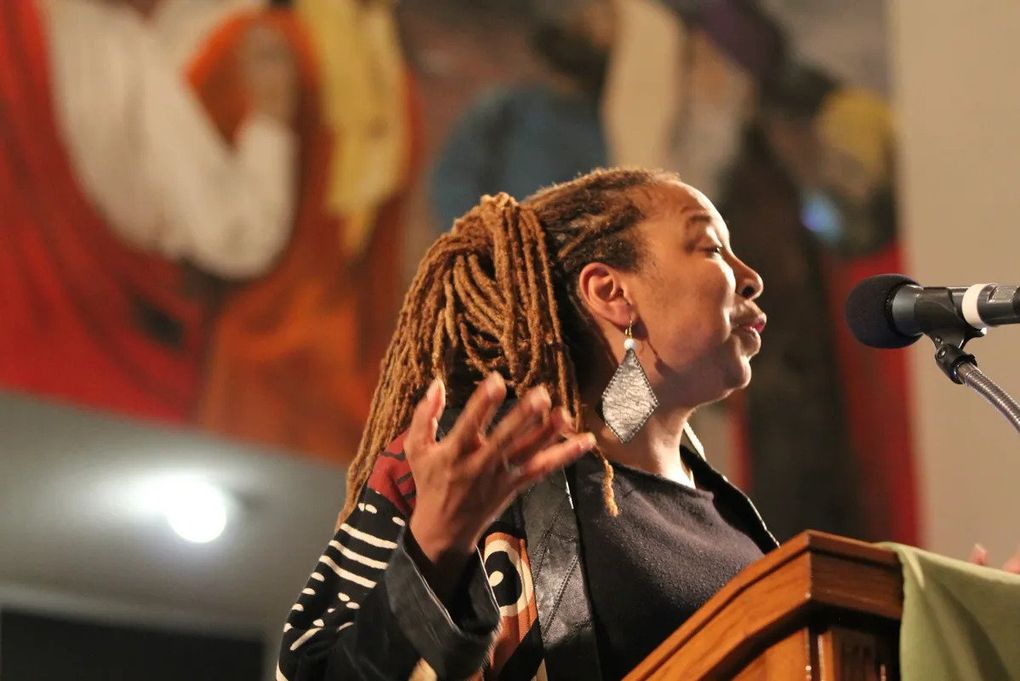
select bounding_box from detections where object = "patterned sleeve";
[277,433,501,681]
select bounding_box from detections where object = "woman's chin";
[724,359,754,392]
[683,369,752,408]
[654,353,754,408]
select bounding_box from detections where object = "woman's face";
[623,181,765,408]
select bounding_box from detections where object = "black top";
[571,449,765,679]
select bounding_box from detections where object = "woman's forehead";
[643,180,727,234]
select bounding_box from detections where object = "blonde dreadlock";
[341,167,678,522]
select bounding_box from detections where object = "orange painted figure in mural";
[188,4,421,463]
[0,0,417,466]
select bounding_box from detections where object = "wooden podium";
[625,531,904,680]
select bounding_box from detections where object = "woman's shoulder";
[365,430,416,517]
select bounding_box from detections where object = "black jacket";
[278,412,777,680]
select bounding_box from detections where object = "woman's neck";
[584,403,696,485]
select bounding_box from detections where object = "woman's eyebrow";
[684,211,734,249]
[683,212,714,237]
[685,212,714,229]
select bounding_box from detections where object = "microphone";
[845,274,1020,349]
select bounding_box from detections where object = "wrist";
[407,516,476,604]
[409,515,476,565]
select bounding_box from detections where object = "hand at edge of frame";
[968,543,1020,574]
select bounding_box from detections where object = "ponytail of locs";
[340,167,678,522]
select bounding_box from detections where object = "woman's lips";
[735,314,767,334]
[734,314,766,351]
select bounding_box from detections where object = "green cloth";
[881,543,1020,681]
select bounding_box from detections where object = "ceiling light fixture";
[160,478,230,544]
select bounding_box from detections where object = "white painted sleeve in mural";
[44,0,297,280]
[161,111,298,280]
[601,0,684,168]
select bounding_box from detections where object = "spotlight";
[161,478,229,544]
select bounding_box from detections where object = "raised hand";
[406,372,596,598]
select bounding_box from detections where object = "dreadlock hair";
[340,167,680,522]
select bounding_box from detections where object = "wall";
[890,0,1020,559]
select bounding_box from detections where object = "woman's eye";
[705,244,724,255]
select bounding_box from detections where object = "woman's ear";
[577,262,633,329]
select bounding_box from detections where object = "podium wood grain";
[624,531,903,680]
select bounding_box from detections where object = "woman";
[278,168,776,680]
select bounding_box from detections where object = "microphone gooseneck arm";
[957,363,1020,435]
[930,336,1020,436]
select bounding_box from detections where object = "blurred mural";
[1,0,416,463]
[0,0,914,543]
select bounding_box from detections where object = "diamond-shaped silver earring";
[600,320,658,443]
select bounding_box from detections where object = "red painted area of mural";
[824,245,919,544]
[0,0,205,422]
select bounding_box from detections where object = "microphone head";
[845,273,921,348]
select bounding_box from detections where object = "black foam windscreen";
[844,273,920,349]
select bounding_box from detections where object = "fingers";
[407,378,446,452]
[486,386,553,456]
[969,543,989,567]
[515,432,597,485]
[447,372,507,452]
[502,406,572,467]
[969,543,1020,574]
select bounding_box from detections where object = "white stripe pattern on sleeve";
[278,487,408,677]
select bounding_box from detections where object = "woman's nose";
[737,263,764,300]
